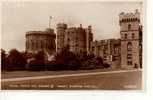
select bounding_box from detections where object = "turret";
[119,9,140,32]
[56,23,68,52]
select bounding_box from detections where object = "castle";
[25,9,142,69]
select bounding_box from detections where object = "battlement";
[119,9,140,23]
[56,23,67,29]
[66,27,77,32]
[91,39,121,46]
[66,27,86,34]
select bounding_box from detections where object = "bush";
[26,50,45,71]
[35,50,45,60]
[67,59,81,70]
[96,56,103,65]
[1,49,6,71]
[5,49,27,71]
[103,63,111,68]
[54,47,81,70]
[27,60,45,71]
[45,61,58,71]
[81,57,103,70]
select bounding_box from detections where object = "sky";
[1,1,142,51]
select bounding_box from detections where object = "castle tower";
[119,9,142,69]
[56,23,67,53]
[85,25,93,54]
[64,25,87,54]
[25,28,56,61]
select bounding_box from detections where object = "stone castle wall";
[91,39,121,68]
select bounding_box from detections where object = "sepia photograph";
[1,1,144,90]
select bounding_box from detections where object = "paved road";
[1,69,142,90]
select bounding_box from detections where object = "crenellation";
[119,10,140,25]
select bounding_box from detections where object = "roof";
[26,28,56,37]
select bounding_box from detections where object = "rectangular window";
[132,33,135,39]
[127,61,132,65]
[125,34,127,39]
[92,47,94,51]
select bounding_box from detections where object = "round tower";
[25,28,56,56]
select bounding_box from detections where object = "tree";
[103,63,111,68]
[5,49,27,71]
[96,56,103,65]
[27,50,45,71]
[1,49,6,70]
[54,46,81,70]
[35,50,45,60]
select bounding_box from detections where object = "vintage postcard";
[1,0,144,90]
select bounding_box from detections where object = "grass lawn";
[1,68,123,79]
[1,70,142,90]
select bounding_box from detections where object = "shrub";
[103,63,111,68]
[45,61,58,71]
[54,47,81,70]
[67,59,81,70]
[35,50,45,60]
[5,49,27,71]
[96,56,103,65]
[81,57,100,70]
[26,50,45,71]
[27,60,45,71]
[1,49,6,71]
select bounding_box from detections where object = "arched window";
[128,24,131,30]
[132,33,135,39]
[125,34,127,39]
[114,47,119,54]
[127,42,132,51]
